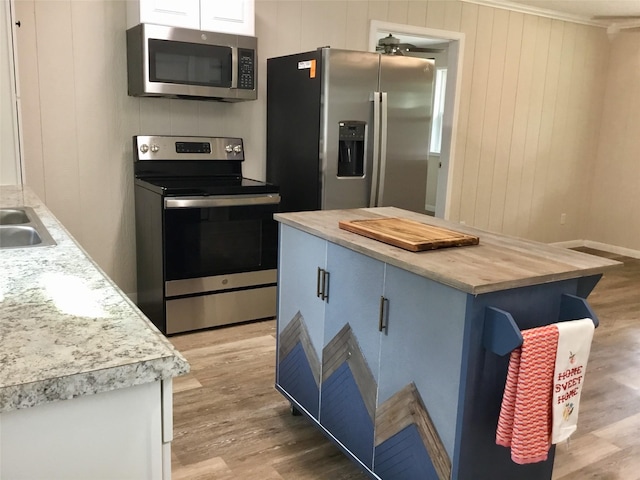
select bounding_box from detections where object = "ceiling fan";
[376,34,443,56]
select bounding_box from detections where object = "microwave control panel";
[238,49,255,90]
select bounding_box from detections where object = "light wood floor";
[169,249,640,479]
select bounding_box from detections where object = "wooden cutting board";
[338,217,479,252]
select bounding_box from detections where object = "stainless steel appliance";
[266,48,434,213]
[126,24,257,102]
[133,135,280,335]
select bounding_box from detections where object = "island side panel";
[135,184,166,333]
[453,277,599,480]
[276,224,327,419]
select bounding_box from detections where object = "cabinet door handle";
[378,296,388,333]
[321,270,330,302]
[316,267,323,298]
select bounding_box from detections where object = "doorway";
[368,21,464,220]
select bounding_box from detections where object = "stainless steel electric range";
[133,135,280,335]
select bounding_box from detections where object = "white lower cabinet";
[0,380,172,479]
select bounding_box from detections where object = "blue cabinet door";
[320,243,385,468]
[374,264,467,480]
[276,225,327,419]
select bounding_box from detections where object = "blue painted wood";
[324,243,384,378]
[452,279,580,480]
[374,424,439,480]
[277,225,327,364]
[483,307,524,356]
[278,343,320,418]
[576,274,602,298]
[277,226,606,480]
[559,293,599,327]
[321,362,375,467]
[377,264,466,458]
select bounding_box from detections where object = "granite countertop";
[0,186,189,413]
[275,207,622,294]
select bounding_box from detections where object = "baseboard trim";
[549,239,640,260]
[550,240,584,249]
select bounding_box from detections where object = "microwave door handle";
[164,194,281,209]
[230,46,238,89]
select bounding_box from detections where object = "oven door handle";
[164,193,281,209]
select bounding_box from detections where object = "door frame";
[368,21,464,220]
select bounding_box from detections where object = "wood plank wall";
[12,0,637,295]
[586,32,640,252]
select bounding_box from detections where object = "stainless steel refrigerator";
[267,47,435,213]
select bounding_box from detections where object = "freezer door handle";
[370,91,381,207]
[378,91,389,206]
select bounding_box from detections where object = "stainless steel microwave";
[126,23,257,102]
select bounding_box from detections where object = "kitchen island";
[274,207,620,480]
[0,185,189,479]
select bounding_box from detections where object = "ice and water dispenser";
[338,121,365,177]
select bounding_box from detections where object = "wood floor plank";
[171,250,640,479]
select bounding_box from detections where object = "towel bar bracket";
[483,294,598,356]
[483,307,523,356]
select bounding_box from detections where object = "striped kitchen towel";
[496,324,559,464]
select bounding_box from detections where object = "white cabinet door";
[128,0,200,29]
[200,0,255,35]
[0,382,164,479]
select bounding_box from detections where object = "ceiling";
[375,0,640,51]
[482,0,640,28]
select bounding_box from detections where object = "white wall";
[587,30,640,252]
[10,0,637,295]
[0,0,20,185]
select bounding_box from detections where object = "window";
[429,68,447,155]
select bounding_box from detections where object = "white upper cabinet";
[127,0,255,36]
[127,0,200,29]
[200,0,254,36]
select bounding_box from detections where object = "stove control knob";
[225,145,233,153]
[233,145,243,154]
[150,144,159,153]
[139,144,149,154]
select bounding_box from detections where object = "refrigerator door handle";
[370,91,381,207]
[378,91,389,206]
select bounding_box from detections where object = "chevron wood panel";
[322,323,377,420]
[279,311,321,386]
[375,383,451,480]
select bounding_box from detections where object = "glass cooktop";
[136,176,279,196]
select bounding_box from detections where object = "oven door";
[162,193,280,334]
[163,193,280,281]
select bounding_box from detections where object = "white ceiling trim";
[460,0,609,27]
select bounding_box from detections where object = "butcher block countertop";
[274,207,622,295]
[0,186,189,413]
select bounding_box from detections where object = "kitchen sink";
[0,209,31,225]
[0,226,43,247]
[0,207,56,249]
